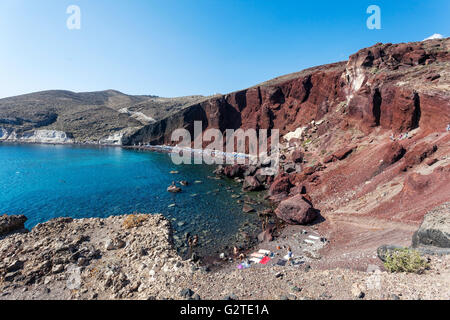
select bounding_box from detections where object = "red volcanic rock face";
[275,195,318,225]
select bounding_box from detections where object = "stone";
[52,264,64,274]
[291,286,302,292]
[243,166,257,177]
[223,165,244,178]
[242,204,255,213]
[242,176,263,192]
[4,271,21,282]
[377,244,405,262]
[0,214,27,236]
[105,238,126,251]
[224,294,238,300]
[275,195,318,225]
[351,283,365,299]
[412,202,450,249]
[291,149,304,163]
[257,228,274,242]
[6,260,24,273]
[268,173,292,201]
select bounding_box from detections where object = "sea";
[0,143,267,258]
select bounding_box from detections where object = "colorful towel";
[259,256,271,265]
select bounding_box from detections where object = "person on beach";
[233,246,240,258]
[192,234,199,247]
[286,246,293,261]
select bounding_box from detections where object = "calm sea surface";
[0,143,264,257]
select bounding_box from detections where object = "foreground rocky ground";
[0,213,449,300]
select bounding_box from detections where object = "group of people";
[390,132,409,141]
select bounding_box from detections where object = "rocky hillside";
[0,90,206,144]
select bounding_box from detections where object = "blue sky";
[0,0,448,98]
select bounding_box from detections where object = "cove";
[0,143,265,257]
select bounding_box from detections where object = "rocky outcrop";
[0,214,196,300]
[274,195,318,225]
[0,214,27,236]
[0,129,74,144]
[412,202,450,249]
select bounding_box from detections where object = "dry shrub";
[123,214,148,229]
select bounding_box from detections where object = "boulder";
[268,174,292,199]
[377,244,405,262]
[223,165,245,178]
[412,202,450,248]
[291,150,304,163]
[0,214,27,236]
[242,176,263,192]
[242,204,255,213]
[274,195,318,225]
[257,229,274,242]
[289,184,307,196]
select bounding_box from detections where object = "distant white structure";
[423,33,444,41]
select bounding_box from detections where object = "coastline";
[1,213,449,300]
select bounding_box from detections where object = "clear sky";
[0,0,448,99]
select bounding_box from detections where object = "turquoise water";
[0,143,264,257]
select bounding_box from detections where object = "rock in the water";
[0,214,27,236]
[242,176,263,192]
[242,204,255,213]
[412,202,450,249]
[274,195,318,225]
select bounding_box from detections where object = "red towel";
[259,256,270,265]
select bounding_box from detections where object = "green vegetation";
[384,248,430,274]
